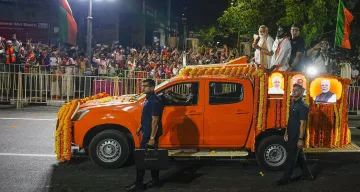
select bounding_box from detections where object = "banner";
[0,20,49,43]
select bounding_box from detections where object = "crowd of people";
[0,28,359,85]
[0,34,241,81]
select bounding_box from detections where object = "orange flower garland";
[285,75,292,125]
[341,79,351,146]
[55,92,109,162]
[257,75,265,131]
[305,77,311,148]
[251,77,260,151]
[281,75,288,128]
[261,74,269,131]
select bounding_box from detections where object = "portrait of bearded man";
[314,79,337,103]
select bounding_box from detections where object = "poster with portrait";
[268,73,285,95]
[290,75,307,96]
[310,77,342,103]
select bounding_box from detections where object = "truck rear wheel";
[256,135,287,171]
[88,130,130,169]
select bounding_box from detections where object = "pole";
[334,0,341,49]
[85,0,93,74]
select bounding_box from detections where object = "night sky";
[146,0,230,30]
[171,0,229,29]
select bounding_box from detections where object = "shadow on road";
[44,154,360,192]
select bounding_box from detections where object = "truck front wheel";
[256,135,287,171]
[88,130,130,169]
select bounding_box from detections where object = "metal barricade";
[348,86,360,114]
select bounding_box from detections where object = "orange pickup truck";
[60,64,360,171]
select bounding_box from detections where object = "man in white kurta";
[253,25,274,69]
[270,26,292,71]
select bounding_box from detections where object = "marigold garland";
[257,75,265,130]
[251,77,260,151]
[55,92,109,162]
[285,75,292,125]
[281,75,288,128]
[305,77,311,148]
[338,94,344,147]
[261,74,269,131]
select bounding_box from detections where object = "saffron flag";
[335,0,354,49]
[59,0,78,45]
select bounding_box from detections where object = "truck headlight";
[72,109,90,121]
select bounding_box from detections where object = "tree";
[218,0,287,49]
[278,0,338,46]
[198,26,218,45]
[218,1,263,49]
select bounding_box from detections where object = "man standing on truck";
[270,25,292,71]
[125,79,163,192]
[277,83,313,186]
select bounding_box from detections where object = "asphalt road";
[0,106,360,192]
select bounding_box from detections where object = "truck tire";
[256,135,287,171]
[88,130,130,169]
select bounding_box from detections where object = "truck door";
[204,79,253,146]
[158,80,205,147]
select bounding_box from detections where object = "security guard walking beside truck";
[277,83,313,185]
[126,79,163,192]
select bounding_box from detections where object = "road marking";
[0,117,56,121]
[350,127,358,129]
[0,153,56,157]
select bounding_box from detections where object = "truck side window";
[209,82,244,105]
[160,82,199,106]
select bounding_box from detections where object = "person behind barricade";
[38,49,50,96]
[253,25,274,69]
[17,46,27,66]
[270,25,292,72]
[93,53,108,77]
[306,39,333,74]
[107,53,117,77]
[50,52,61,99]
[127,54,136,78]
[62,54,75,97]
[125,78,163,192]
[5,40,17,72]
[351,63,359,85]
[76,55,86,76]
[288,24,306,72]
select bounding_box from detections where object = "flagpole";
[334,0,341,49]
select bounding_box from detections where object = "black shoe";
[146,180,162,189]
[300,174,314,181]
[125,183,145,192]
[276,178,290,186]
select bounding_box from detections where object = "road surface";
[0,106,359,192]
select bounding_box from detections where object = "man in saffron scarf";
[253,25,274,69]
[270,25,291,71]
[314,79,337,103]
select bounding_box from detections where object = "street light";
[83,0,116,75]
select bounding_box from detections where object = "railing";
[348,86,360,114]
[0,63,153,78]
[0,71,167,108]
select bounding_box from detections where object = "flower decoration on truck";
[54,92,109,162]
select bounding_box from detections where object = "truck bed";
[167,143,360,159]
[303,143,360,153]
